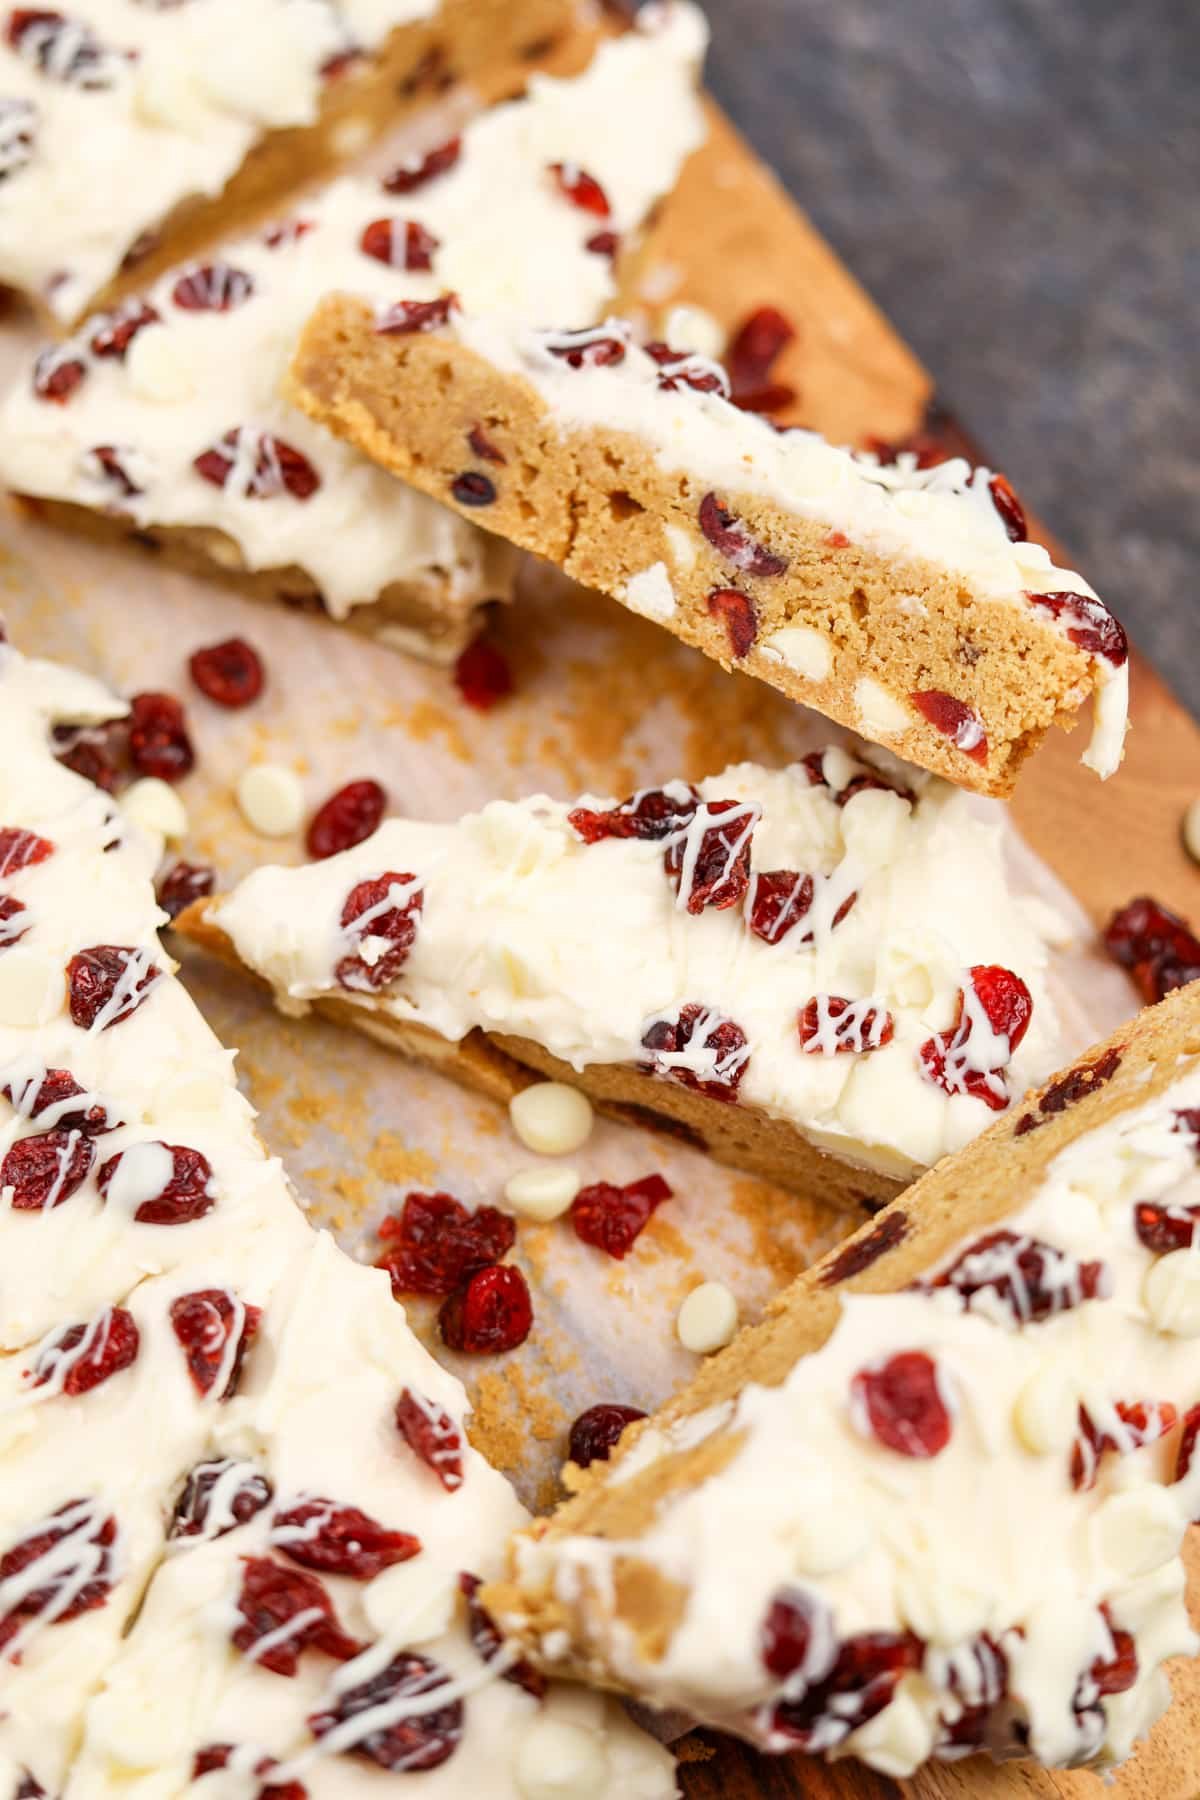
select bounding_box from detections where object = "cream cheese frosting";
[212,750,1072,1180]
[0,0,437,322]
[0,635,676,1799]
[506,1065,1200,1776]
[0,5,708,630]
[432,313,1129,778]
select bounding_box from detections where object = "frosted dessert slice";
[486,984,1200,1779]
[0,632,677,1794]
[0,0,581,326]
[286,304,1128,794]
[181,750,1078,1209]
[63,1234,676,1800]
[0,5,708,662]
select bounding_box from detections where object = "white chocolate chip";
[820,746,858,793]
[514,1718,610,1800]
[623,563,675,621]
[0,948,65,1027]
[120,777,188,844]
[1184,798,1200,866]
[1143,1250,1200,1336]
[839,787,911,869]
[663,522,697,572]
[761,624,832,682]
[854,676,911,738]
[676,1281,739,1354]
[237,764,305,839]
[845,1685,935,1779]
[787,1493,870,1576]
[364,1565,456,1644]
[663,302,725,362]
[126,324,196,404]
[509,1083,594,1156]
[1094,1487,1185,1579]
[504,1165,582,1223]
[1013,1363,1079,1454]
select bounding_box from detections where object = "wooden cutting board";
[645,100,1200,1800]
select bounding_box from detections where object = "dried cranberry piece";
[699,493,788,578]
[450,470,495,507]
[0,895,28,948]
[169,1290,260,1399]
[127,691,194,782]
[376,293,458,335]
[97,1142,214,1225]
[1088,1612,1139,1698]
[821,1211,909,1286]
[438,1264,532,1354]
[306,779,386,860]
[544,324,627,369]
[568,1403,646,1468]
[936,1633,1011,1755]
[761,1588,835,1683]
[172,264,255,311]
[911,690,988,764]
[170,1459,273,1542]
[864,431,950,470]
[988,472,1027,542]
[0,826,54,876]
[641,1003,750,1102]
[837,768,915,808]
[6,11,122,86]
[261,217,314,249]
[53,717,126,792]
[194,429,320,501]
[466,423,505,464]
[232,1557,362,1676]
[664,798,759,914]
[1104,897,1200,1006]
[32,345,86,403]
[307,1651,463,1771]
[377,1190,515,1297]
[0,98,35,185]
[191,1746,306,1800]
[706,587,758,658]
[548,160,610,216]
[271,1499,420,1580]
[334,871,423,991]
[66,945,160,1029]
[458,1571,546,1697]
[454,636,513,711]
[571,1174,671,1260]
[1134,1199,1200,1254]
[798,995,894,1054]
[189,637,264,708]
[383,136,461,193]
[747,869,815,944]
[725,306,796,413]
[768,1631,923,1750]
[927,1229,1109,1324]
[14,1772,45,1800]
[27,1307,139,1395]
[359,217,440,271]
[157,859,215,921]
[1174,1403,1200,1502]
[85,444,143,499]
[852,1351,951,1458]
[394,1389,464,1491]
[918,965,1033,1112]
[1070,1400,1178,1491]
[569,782,699,845]
[89,299,159,360]
[2,1127,95,1210]
[1013,1046,1124,1136]
[1,1066,116,1133]
[0,1501,117,1647]
[645,341,731,398]
[1027,590,1128,667]
[585,228,620,259]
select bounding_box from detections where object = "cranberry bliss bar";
[0,0,581,326]
[0,633,675,1799]
[485,985,1200,1780]
[0,6,707,661]
[285,305,1129,796]
[179,749,1080,1209]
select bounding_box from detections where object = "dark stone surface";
[706,0,1199,712]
